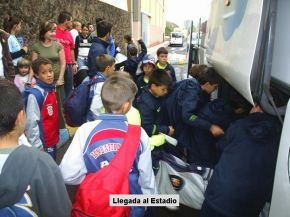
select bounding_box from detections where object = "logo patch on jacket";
[169,175,184,191]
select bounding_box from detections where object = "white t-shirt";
[8,35,22,66]
[0,42,4,77]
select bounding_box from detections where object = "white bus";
[190,0,290,216]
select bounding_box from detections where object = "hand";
[56,78,64,86]
[72,64,78,75]
[168,126,175,136]
[22,46,28,53]
[210,124,224,137]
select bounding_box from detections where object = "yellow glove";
[149,134,166,151]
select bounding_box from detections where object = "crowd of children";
[0,10,283,217]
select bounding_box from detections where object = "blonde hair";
[101,75,137,113]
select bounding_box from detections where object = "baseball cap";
[142,55,156,65]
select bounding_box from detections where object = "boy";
[0,79,71,216]
[201,102,282,217]
[115,39,147,82]
[136,54,156,97]
[24,58,59,159]
[60,75,155,217]
[156,47,177,82]
[165,67,223,162]
[87,54,115,121]
[137,69,174,137]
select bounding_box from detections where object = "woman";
[31,21,67,139]
[3,16,28,67]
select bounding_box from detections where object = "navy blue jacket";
[137,88,169,136]
[156,61,177,82]
[188,99,234,168]
[204,112,281,217]
[165,78,211,147]
[135,73,149,99]
[87,37,109,73]
[115,41,147,81]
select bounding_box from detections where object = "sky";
[166,0,212,27]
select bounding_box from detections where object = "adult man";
[87,20,113,74]
[55,11,77,97]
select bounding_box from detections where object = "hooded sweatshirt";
[0,145,71,216]
[204,112,281,217]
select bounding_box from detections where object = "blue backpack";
[64,78,105,127]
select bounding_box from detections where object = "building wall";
[141,0,166,47]
[131,0,166,47]
[0,0,131,52]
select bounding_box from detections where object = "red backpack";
[72,124,141,217]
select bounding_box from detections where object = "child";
[24,58,59,160]
[115,39,147,82]
[165,67,223,162]
[0,79,71,216]
[136,54,156,97]
[14,58,36,92]
[124,34,135,57]
[60,75,155,217]
[156,47,177,82]
[137,69,174,137]
[87,54,115,121]
[201,103,282,217]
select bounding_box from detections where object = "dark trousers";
[44,146,57,161]
[64,64,73,99]
[200,201,227,217]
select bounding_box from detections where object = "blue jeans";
[64,64,73,99]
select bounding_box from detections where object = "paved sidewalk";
[148,41,170,55]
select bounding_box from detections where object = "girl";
[14,58,36,92]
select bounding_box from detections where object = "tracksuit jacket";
[203,112,281,217]
[190,98,234,168]
[24,80,59,150]
[165,78,211,149]
[137,88,169,136]
[60,114,155,217]
[87,37,109,74]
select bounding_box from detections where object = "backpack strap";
[110,124,141,173]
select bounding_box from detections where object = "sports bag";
[155,151,213,210]
[72,124,141,217]
[64,77,105,127]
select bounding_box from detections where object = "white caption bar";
[110,194,179,207]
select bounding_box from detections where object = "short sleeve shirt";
[32,41,63,80]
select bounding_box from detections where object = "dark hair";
[149,69,172,87]
[87,22,93,26]
[57,11,72,24]
[124,34,132,43]
[128,46,138,57]
[157,47,168,56]
[97,20,113,38]
[95,17,104,27]
[101,76,137,113]
[32,58,52,75]
[197,67,221,85]
[81,23,89,29]
[189,64,208,79]
[96,54,115,72]
[3,16,21,33]
[39,21,56,41]
[0,79,24,137]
